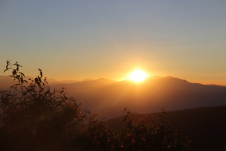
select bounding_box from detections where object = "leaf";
[19,72,25,77]
[3,68,8,73]
[37,82,41,88]
[38,69,42,77]
[38,77,41,82]
[21,76,23,84]
[12,69,16,75]
[35,78,38,83]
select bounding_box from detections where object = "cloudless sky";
[1,1,226,84]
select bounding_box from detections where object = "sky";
[0,1,226,85]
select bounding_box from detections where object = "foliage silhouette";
[0,61,190,151]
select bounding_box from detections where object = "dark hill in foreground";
[106,105,226,151]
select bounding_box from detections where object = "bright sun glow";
[128,69,149,83]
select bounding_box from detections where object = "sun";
[128,69,149,83]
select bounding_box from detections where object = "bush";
[0,61,190,151]
[0,61,88,150]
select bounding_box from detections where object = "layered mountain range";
[1,75,226,118]
[50,76,226,118]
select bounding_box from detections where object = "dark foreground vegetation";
[0,61,190,151]
[107,106,226,151]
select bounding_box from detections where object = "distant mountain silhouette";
[49,76,226,118]
[82,78,92,82]
[1,75,226,118]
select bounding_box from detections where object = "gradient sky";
[1,1,226,84]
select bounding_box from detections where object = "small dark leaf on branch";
[3,68,8,73]
[35,78,38,83]
[12,69,16,75]
[38,69,42,77]
[37,82,41,88]
[19,72,25,77]
[21,76,23,84]
[16,75,20,80]
[38,77,41,82]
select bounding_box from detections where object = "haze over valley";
[2,75,226,119]
[41,76,226,118]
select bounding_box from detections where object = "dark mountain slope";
[106,105,226,151]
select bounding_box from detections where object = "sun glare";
[128,69,148,83]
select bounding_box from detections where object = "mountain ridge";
[49,76,226,119]
[1,75,226,119]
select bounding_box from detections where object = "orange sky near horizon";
[1,1,226,86]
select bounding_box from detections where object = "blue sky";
[1,1,226,84]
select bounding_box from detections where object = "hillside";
[106,106,226,151]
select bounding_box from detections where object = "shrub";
[0,61,88,150]
[0,61,190,151]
